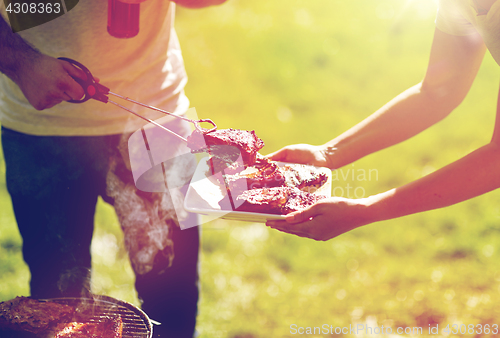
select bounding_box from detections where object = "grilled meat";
[222,158,284,197]
[233,187,326,215]
[281,189,326,214]
[214,156,329,215]
[52,316,122,338]
[280,163,328,192]
[234,187,292,214]
[0,297,74,334]
[187,128,265,167]
[187,128,329,215]
[220,158,327,197]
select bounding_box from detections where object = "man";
[267,0,500,241]
[0,0,225,337]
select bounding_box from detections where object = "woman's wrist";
[321,141,357,170]
[360,191,393,224]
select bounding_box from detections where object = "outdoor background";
[2,0,500,337]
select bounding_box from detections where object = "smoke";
[57,267,92,299]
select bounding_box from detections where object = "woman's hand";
[266,196,374,241]
[266,144,334,168]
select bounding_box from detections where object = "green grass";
[2,0,500,337]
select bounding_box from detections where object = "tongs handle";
[108,92,217,133]
[58,57,110,103]
[59,57,218,135]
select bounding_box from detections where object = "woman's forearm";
[324,29,487,170]
[366,141,500,223]
[324,82,459,169]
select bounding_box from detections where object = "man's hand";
[266,143,334,168]
[14,55,86,110]
[266,197,372,241]
[1,15,86,110]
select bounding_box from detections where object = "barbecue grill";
[43,295,153,338]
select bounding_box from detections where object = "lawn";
[2,0,500,337]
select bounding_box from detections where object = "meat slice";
[281,164,328,192]
[187,128,265,167]
[234,187,292,214]
[0,297,74,334]
[52,316,123,338]
[282,189,326,214]
[219,158,327,197]
[222,159,284,197]
[233,187,326,215]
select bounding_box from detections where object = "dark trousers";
[1,125,199,338]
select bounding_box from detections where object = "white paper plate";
[184,157,331,223]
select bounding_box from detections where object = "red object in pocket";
[107,0,140,38]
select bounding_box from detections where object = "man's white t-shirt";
[436,0,500,65]
[0,0,189,136]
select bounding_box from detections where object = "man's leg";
[1,127,112,299]
[135,214,200,338]
[125,118,200,338]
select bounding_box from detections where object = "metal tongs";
[58,57,217,142]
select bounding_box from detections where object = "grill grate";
[43,296,152,338]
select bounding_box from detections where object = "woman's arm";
[268,29,487,169]
[267,29,497,240]
[268,132,500,240]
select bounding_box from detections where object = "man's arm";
[0,16,84,110]
[0,13,39,82]
[268,29,487,169]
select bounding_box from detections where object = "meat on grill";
[0,297,125,338]
[187,128,265,167]
[52,316,123,338]
[0,297,74,335]
[233,187,326,215]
